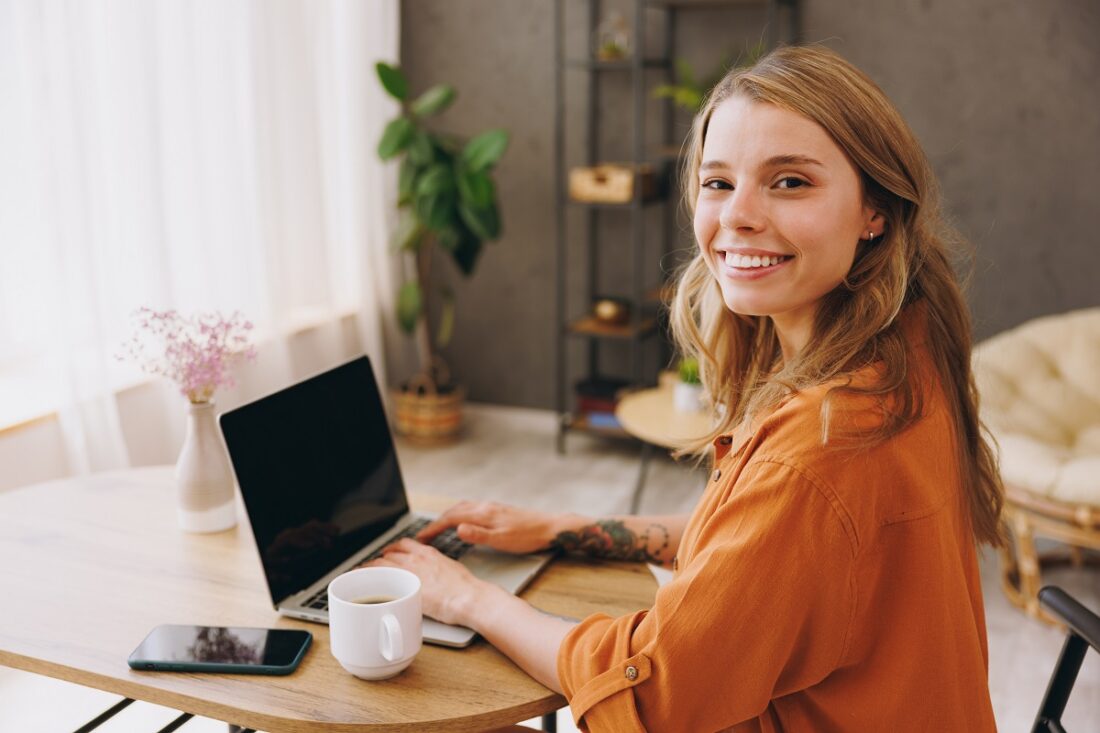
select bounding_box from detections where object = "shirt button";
[712,469,721,482]
[625,665,638,681]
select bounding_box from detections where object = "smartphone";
[128,625,312,675]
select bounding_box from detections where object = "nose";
[718,186,765,233]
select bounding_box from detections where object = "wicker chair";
[973,308,1100,624]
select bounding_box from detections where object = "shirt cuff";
[568,651,652,727]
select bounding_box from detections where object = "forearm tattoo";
[550,520,670,563]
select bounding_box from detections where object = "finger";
[384,537,434,557]
[394,537,429,553]
[417,503,482,542]
[415,519,454,543]
[454,522,494,545]
[380,542,410,557]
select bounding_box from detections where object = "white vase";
[673,382,704,413]
[175,401,237,533]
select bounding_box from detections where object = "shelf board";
[645,0,769,7]
[565,58,671,70]
[566,197,664,209]
[561,412,634,441]
[567,316,659,339]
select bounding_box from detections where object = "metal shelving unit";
[553,0,800,453]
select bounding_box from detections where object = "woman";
[371,45,1003,732]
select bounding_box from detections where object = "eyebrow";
[700,154,825,172]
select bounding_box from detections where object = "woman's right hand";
[416,501,576,555]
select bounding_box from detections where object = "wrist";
[546,512,588,548]
[451,577,511,630]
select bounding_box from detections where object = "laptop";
[218,355,553,647]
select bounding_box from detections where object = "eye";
[775,176,809,190]
[701,179,732,191]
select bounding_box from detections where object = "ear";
[862,208,887,239]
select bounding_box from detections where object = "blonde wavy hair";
[670,45,1004,546]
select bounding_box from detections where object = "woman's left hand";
[366,538,486,627]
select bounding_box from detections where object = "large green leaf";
[398,159,417,206]
[408,130,434,167]
[378,118,414,160]
[375,62,408,101]
[415,163,453,197]
[456,168,494,208]
[451,233,483,276]
[458,200,500,240]
[436,289,455,348]
[396,281,422,333]
[416,191,455,232]
[460,129,509,173]
[411,84,456,117]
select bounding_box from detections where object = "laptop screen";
[219,356,409,605]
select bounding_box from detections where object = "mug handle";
[379,613,403,662]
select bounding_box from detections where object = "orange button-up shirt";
[557,314,997,732]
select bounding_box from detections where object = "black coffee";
[351,595,396,605]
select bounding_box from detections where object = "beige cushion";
[973,308,1100,506]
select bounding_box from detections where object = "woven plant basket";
[393,361,464,445]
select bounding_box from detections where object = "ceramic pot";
[673,382,704,413]
[175,401,237,533]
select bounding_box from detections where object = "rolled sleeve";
[556,459,859,731]
[558,611,652,730]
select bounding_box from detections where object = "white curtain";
[0,0,400,473]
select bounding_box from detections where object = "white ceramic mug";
[327,567,422,680]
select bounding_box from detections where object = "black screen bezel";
[218,356,410,605]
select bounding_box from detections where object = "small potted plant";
[375,62,509,443]
[652,43,766,113]
[673,356,704,413]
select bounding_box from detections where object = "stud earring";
[867,231,875,241]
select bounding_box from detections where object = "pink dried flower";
[117,308,258,403]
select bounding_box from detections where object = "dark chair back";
[1031,586,1100,732]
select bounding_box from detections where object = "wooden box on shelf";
[569,163,657,203]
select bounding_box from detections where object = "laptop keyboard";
[301,517,473,611]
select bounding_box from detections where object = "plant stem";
[415,238,437,389]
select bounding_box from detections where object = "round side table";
[615,378,713,513]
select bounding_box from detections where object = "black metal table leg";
[541,710,558,731]
[72,697,134,733]
[629,442,654,514]
[155,712,194,733]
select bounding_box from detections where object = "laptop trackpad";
[461,547,550,593]
[423,617,477,647]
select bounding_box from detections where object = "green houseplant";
[651,43,766,113]
[673,356,704,413]
[375,62,509,441]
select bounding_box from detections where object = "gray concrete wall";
[397,0,1100,409]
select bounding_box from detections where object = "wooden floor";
[2,402,1097,731]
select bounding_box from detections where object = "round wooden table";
[0,467,659,732]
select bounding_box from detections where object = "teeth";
[723,252,787,268]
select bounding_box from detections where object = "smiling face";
[694,95,883,357]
